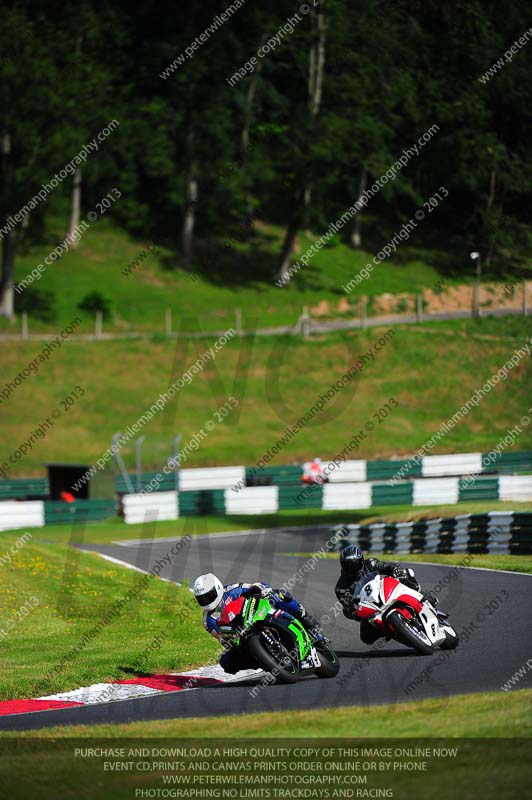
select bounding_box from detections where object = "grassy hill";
[1,317,531,475]
[2,218,467,334]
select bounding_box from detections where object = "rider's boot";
[298,607,326,641]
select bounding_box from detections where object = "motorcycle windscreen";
[218,596,246,625]
[352,570,379,604]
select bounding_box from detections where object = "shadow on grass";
[117,667,153,677]
[218,511,383,529]
[157,223,337,293]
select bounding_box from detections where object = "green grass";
[0,510,530,800]
[6,502,532,546]
[2,318,531,475]
[372,553,532,574]
[1,219,469,335]
[0,509,530,701]
[357,501,532,523]
[0,535,218,701]
[1,697,530,800]
[290,551,532,575]
[1,693,530,799]
[7,688,529,739]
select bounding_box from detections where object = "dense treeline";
[1,0,531,317]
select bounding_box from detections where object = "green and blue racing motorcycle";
[217,593,339,684]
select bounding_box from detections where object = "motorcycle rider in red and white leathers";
[335,546,440,644]
[193,574,322,674]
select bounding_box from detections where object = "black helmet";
[339,545,364,579]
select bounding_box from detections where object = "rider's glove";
[275,589,292,602]
[243,585,262,597]
[245,584,272,598]
[393,567,409,580]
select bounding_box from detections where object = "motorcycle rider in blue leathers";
[193,573,322,674]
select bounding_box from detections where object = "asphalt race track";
[2,525,531,731]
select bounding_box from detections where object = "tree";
[276,1,328,284]
[0,9,60,319]
[0,2,122,316]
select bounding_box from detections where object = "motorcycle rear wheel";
[387,610,434,655]
[248,633,298,684]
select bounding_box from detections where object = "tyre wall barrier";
[329,511,532,555]
[0,479,49,501]
[1,450,530,502]
[0,501,44,532]
[113,450,532,494]
[122,491,178,525]
[43,499,117,526]
[1,473,531,529]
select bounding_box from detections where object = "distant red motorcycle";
[301,459,328,485]
[353,571,459,655]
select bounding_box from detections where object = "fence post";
[301,305,310,339]
[165,308,172,336]
[472,284,480,319]
[360,299,367,329]
[296,305,311,338]
[235,308,242,336]
[523,281,528,317]
[135,435,145,492]
[95,310,102,339]
[21,311,28,340]
[416,294,423,322]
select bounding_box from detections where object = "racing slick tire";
[314,640,340,678]
[386,610,435,655]
[439,624,460,650]
[248,632,299,684]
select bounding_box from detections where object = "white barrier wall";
[326,460,367,483]
[498,475,532,502]
[224,486,278,515]
[421,453,482,477]
[179,466,246,491]
[123,491,178,524]
[322,482,372,510]
[413,478,459,506]
[0,500,44,532]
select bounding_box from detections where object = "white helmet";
[193,573,224,612]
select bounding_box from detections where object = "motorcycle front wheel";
[248,632,299,684]
[314,640,340,678]
[439,624,459,650]
[386,610,434,655]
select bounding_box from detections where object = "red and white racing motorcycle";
[353,571,459,655]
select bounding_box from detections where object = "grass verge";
[3,688,529,738]
[1,503,530,700]
[286,552,532,575]
[2,317,531,474]
[0,537,217,701]
[2,220,461,334]
[1,693,530,799]
[5,501,532,546]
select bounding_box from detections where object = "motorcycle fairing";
[354,573,445,646]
